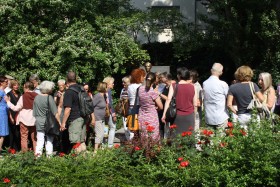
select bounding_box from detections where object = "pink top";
[7,96,36,126]
[175,83,195,115]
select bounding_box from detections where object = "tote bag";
[166,84,178,122]
[45,96,60,136]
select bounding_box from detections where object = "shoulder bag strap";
[133,87,140,110]
[47,95,50,108]
[249,82,256,99]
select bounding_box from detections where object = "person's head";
[103,76,115,89]
[130,68,146,84]
[145,72,157,90]
[190,70,199,83]
[23,81,35,92]
[234,66,253,82]
[159,72,172,85]
[211,63,223,77]
[10,80,20,92]
[5,75,14,88]
[144,62,152,73]
[122,76,131,89]
[82,82,90,93]
[258,72,272,91]
[29,74,40,87]
[66,71,76,84]
[39,81,55,94]
[177,67,190,81]
[57,79,66,92]
[97,82,107,93]
[0,75,8,89]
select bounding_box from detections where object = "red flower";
[71,153,77,157]
[202,129,213,136]
[226,129,234,137]
[114,144,120,149]
[240,129,247,136]
[144,122,150,126]
[177,157,184,162]
[219,142,227,148]
[170,124,177,129]
[181,131,192,137]
[227,122,234,128]
[180,161,189,167]
[146,125,155,132]
[3,178,10,183]
[188,126,194,131]
[59,152,65,157]
[197,141,202,144]
[73,142,81,149]
[8,148,16,154]
[134,146,141,151]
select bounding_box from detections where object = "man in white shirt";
[203,63,229,130]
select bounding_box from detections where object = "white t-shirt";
[127,83,141,106]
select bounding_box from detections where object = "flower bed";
[0,119,279,186]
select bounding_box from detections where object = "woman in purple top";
[138,72,163,141]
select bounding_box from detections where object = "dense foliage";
[0,0,150,84]
[0,119,279,186]
[173,0,280,83]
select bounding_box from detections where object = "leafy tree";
[0,0,149,84]
[172,0,280,83]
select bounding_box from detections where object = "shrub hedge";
[0,119,279,187]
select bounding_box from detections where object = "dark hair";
[0,75,7,83]
[189,70,199,83]
[160,72,172,81]
[145,72,156,90]
[67,71,76,83]
[24,81,35,90]
[177,67,190,80]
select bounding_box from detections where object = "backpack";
[69,85,94,117]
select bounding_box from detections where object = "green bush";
[0,119,279,186]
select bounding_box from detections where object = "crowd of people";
[0,62,279,157]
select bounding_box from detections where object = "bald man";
[203,63,229,131]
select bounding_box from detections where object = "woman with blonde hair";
[103,76,116,148]
[258,72,276,118]
[227,66,264,129]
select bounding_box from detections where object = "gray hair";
[57,79,66,85]
[29,74,40,83]
[211,63,223,75]
[103,76,114,84]
[39,81,55,94]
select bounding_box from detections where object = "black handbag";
[45,96,60,136]
[166,84,178,122]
